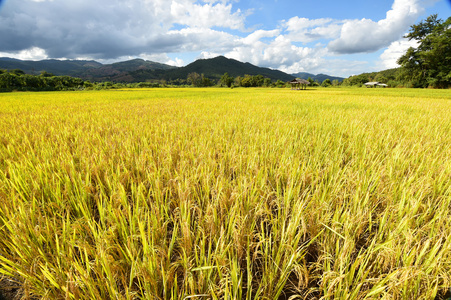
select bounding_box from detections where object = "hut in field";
[289,78,310,90]
[364,81,387,88]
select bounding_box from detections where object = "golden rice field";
[1,87,451,299]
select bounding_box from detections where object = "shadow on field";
[0,278,21,300]
[435,288,451,300]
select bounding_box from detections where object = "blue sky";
[0,0,449,77]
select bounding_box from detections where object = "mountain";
[292,72,345,83]
[0,58,176,80]
[161,56,294,82]
[0,57,102,76]
[0,56,344,83]
[81,59,177,82]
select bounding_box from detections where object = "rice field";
[1,87,451,299]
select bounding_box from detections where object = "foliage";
[1,88,451,299]
[0,69,189,92]
[397,14,451,88]
[220,72,234,87]
[321,78,332,87]
[342,69,402,87]
[235,74,272,87]
[187,72,215,87]
[0,71,87,92]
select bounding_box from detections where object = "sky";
[0,0,450,77]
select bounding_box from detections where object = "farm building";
[289,78,310,90]
[364,82,388,88]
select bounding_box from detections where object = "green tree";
[0,73,20,90]
[263,78,272,87]
[253,74,265,87]
[40,71,54,77]
[397,14,451,88]
[10,69,25,76]
[321,78,332,87]
[275,80,285,88]
[240,75,252,87]
[220,72,234,87]
[234,76,242,87]
[187,72,201,87]
[200,75,213,87]
[342,74,369,86]
[374,74,388,83]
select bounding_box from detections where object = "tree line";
[0,69,86,92]
[0,69,169,92]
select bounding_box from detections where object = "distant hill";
[0,56,344,83]
[0,58,176,81]
[292,72,345,83]
[0,58,102,76]
[161,56,294,82]
[81,59,177,82]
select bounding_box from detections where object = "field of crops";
[1,87,451,299]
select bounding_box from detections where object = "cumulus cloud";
[0,47,49,61]
[283,17,343,43]
[171,0,246,30]
[0,0,245,59]
[379,39,419,69]
[138,53,185,66]
[225,33,320,72]
[328,0,425,54]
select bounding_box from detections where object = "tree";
[200,75,213,87]
[220,72,234,87]
[263,78,272,87]
[40,71,54,77]
[253,74,265,87]
[321,78,332,87]
[0,73,20,90]
[374,73,387,83]
[187,72,201,87]
[10,69,25,76]
[397,14,451,88]
[240,75,252,87]
[275,80,285,88]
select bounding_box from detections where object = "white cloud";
[379,39,419,69]
[328,0,425,54]
[226,33,322,73]
[198,51,223,59]
[0,0,245,59]
[0,47,49,60]
[135,53,184,67]
[242,29,280,44]
[170,0,246,30]
[283,17,342,43]
[167,27,237,52]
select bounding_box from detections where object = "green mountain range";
[291,72,345,83]
[0,56,344,83]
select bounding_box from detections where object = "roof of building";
[289,78,310,84]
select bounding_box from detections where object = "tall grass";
[0,88,451,299]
